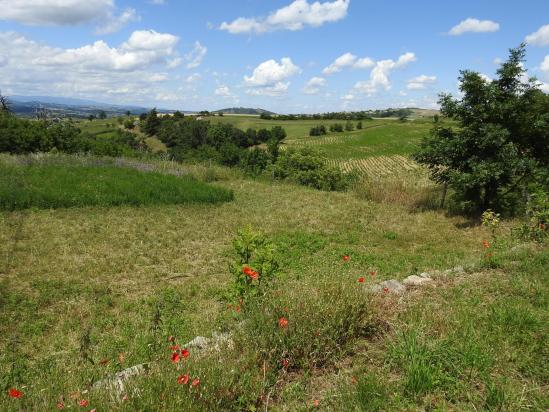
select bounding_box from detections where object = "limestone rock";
[370,279,406,294]
[403,275,433,286]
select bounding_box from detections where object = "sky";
[0,0,548,113]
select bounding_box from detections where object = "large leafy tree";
[414,44,548,214]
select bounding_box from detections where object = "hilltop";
[213,107,277,115]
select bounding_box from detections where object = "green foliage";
[240,147,270,176]
[0,161,234,210]
[345,120,355,131]
[142,108,161,136]
[356,121,363,130]
[330,123,344,132]
[309,125,327,136]
[514,188,548,242]
[272,148,353,191]
[229,226,279,301]
[414,44,549,215]
[123,118,135,130]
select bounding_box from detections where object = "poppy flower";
[313,399,319,407]
[191,378,200,388]
[171,352,181,363]
[351,376,358,384]
[370,271,377,276]
[482,240,490,249]
[177,374,190,385]
[170,345,180,351]
[181,349,190,358]
[539,223,545,230]
[357,277,365,283]
[278,317,289,329]
[79,399,89,407]
[8,388,23,398]
[342,255,350,262]
[57,402,65,409]
[243,266,259,280]
[99,358,109,365]
[383,287,389,293]
[122,394,129,402]
[281,359,289,369]
[235,305,241,313]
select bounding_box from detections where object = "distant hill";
[213,107,276,115]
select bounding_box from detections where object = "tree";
[270,126,287,142]
[0,92,11,114]
[142,108,161,136]
[88,114,96,122]
[125,110,131,117]
[357,121,363,130]
[414,44,549,214]
[98,110,107,119]
[345,120,354,131]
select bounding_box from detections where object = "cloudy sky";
[0,0,548,112]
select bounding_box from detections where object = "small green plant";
[229,226,279,301]
[481,209,500,237]
[514,189,548,242]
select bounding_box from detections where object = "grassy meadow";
[1,117,547,411]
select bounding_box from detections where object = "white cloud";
[353,52,416,95]
[493,57,503,65]
[220,0,349,34]
[0,0,138,34]
[525,24,549,47]
[215,85,232,97]
[322,52,374,75]
[302,76,326,94]
[407,74,437,90]
[0,30,185,106]
[186,73,201,83]
[448,18,500,36]
[185,41,207,69]
[541,55,549,74]
[246,82,289,96]
[244,57,300,86]
[149,0,166,4]
[341,94,354,100]
[95,8,140,35]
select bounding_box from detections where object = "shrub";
[239,147,270,176]
[309,125,327,136]
[272,148,352,191]
[330,123,344,132]
[345,120,354,131]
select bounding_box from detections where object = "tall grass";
[0,161,234,210]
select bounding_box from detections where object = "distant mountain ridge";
[213,107,276,115]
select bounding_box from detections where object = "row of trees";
[261,108,411,121]
[309,121,363,136]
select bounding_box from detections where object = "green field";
[2,115,546,411]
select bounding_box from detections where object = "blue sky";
[0,0,548,112]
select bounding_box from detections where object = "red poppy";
[370,271,377,276]
[99,358,109,365]
[168,336,175,343]
[278,317,289,329]
[313,399,319,407]
[243,266,259,280]
[79,399,89,407]
[539,223,545,230]
[357,277,365,283]
[170,345,180,351]
[235,305,241,313]
[343,255,350,262]
[181,349,190,358]
[8,388,23,399]
[281,359,289,369]
[351,376,358,384]
[171,352,181,363]
[177,374,190,385]
[383,287,389,293]
[482,240,490,249]
[191,378,200,388]
[57,402,65,409]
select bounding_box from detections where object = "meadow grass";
[1,152,546,410]
[0,158,233,210]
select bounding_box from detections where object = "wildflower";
[370,271,377,276]
[177,374,190,385]
[122,394,129,402]
[79,399,89,407]
[243,266,259,280]
[235,304,241,313]
[57,402,65,409]
[343,255,350,262]
[482,240,490,249]
[540,223,545,230]
[313,399,319,407]
[278,317,289,329]
[383,287,389,293]
[351,376,358,384]
[485,252,493,258]
[170,345,180,351]
[358,277,365,283]
[281,359,289,369]
[99,358,109,365]
[191,378,200,388]
[8,388,23,398]
[181,349,190,359]
[171,352,181,363]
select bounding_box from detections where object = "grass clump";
[0,161,233,210]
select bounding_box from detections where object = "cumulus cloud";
[0,0,138,34]
[448,18,499,35]
[220,0,349,34]
[302,76,326,94]
[215,85,233,97]
[353,52,416,95]
[185,41,207,69]
[244,57,300,86]
[322,52,374,75]
[0,30,185,105]
[407,74,437,90]
[526,25,549,47]
[540,55,549,75]
[95,7,140,35]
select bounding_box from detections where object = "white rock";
[403,275,433,286]
[370,279,406,294]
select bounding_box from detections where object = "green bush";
[272,148,352,191]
